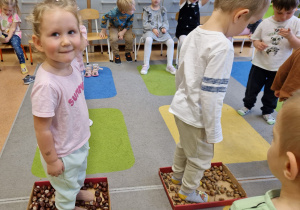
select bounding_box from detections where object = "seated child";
[99,0,135,65]
[175,0,209,54]
[231,90,300,210]
[140,0,177,75]
[0,0,28,74]
[271,47,300,102]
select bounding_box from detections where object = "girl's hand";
[253,40,268,51]
[161,28,166,34]
[152,28,159,37]
[99,29,107,39]
[278,28,292,39]
[47,159,64,177]
[274,90,280,97]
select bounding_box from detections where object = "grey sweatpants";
[172,116,214,193]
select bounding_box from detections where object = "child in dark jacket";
[175,0,209,55]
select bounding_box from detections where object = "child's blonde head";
[117,0,135,13]
[278,90,300,162]
[27,0,81,38]
[214,0,270,19]
[0,0,20,14]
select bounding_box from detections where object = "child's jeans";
[40,142,90,210]
[109,26,133,55]
[172,117,214,194]
[3,34,25,64]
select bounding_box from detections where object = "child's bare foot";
[76,190,94,201]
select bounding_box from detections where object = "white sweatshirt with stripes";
[169,26,234,143]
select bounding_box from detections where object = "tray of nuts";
[27,177,111,210]
[159,162,247,210]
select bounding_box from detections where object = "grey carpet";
[0,60,280,210]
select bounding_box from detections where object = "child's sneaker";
[262,114,276,125]
[125,52,132,62]
[114,55,121,65]
[166,65,177,75]
[171,176,182,185]
[23,75,35,85]
[178,190,209,203]
[20,63,28,75]
[237,107,251,116]
[140,65,149,75]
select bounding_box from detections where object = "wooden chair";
[0,44,28,62]
[79,8,111,65]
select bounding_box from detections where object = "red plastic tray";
[27,177,110,210]
[159,162,247,210]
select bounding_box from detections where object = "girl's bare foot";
[76,190,94,201]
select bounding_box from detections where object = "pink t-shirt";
[31,59,90,157]
[0,12,22,38]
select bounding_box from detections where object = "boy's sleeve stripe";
[201,86,227,93]
[202,77,229,85]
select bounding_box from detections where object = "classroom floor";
[0,42,255,151]
[0,42,280,210]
